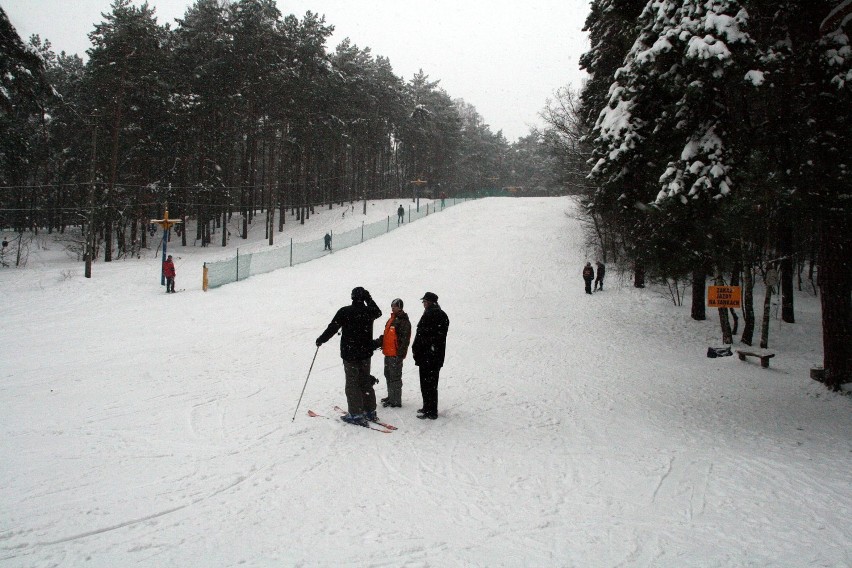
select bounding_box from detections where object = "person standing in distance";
[582,262,594,294]
[323,232,332,251]
[316,287,382,426]
[594,261,606,291]
[397,204,405,225]
[412,292,449,420]
[163,254,176,293]
[376,298,412,408]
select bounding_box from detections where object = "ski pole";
[292,345,320,422]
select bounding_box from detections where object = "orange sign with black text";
[707,286,742,308]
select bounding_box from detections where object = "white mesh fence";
[204,198,471,289]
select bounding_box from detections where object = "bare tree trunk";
[740,248,755,346]
[691,267,706,321]
[818,218,852,389]
[778,222,795,323]
[729,263,740,336]
[634,263,645,288]
[222,209,228,247]
[759,268,776,349]
[715,269,733,344]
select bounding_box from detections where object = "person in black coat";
[594,261,606,291]
[411,291,450,420]
[316,287,382,424]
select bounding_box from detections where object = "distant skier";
[582,262,594,294]
[163,255,176,293]
[397,205,405,225]
[324,232,332,251]
[316,287,382,426]
[594,261,606,291]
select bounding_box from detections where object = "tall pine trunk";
[691,267,706,321]
[819,218,852,389]
[740,244,755,346]
[715,269,733,344]
[759,267,777,349]
[729,262,740,335]
[778,222,795,323]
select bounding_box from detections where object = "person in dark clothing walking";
[316,287,382,426]
[397,205,405,225]
[583,262,594,294]
[594,261,606,291]
[412,292,449,420]
[163,255,176,293]
[376,298,412,408]
[324,233,332,251]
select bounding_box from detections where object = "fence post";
[361,221,364,243]
[203,263,208,291]
[290,237,293,267]
[236,248,239,282]
[387,215,390,232]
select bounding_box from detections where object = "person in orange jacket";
[163,255,176,293]
[375,298,412,408]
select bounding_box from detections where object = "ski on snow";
[333,405,398,431]
[307,409,392,433]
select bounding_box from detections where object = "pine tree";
[0,7,54,233]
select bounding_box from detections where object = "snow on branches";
[589,0,752,204]
[658,122,731,202]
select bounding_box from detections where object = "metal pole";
[161,230,168,286]
[292,345,320,421]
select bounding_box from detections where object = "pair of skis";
[307,405,398,433]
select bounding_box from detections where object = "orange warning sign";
[707,286,741,308]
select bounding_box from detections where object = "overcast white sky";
[4,0,590,141]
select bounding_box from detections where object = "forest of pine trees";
[577,0,851,389]
[0,0,561,262]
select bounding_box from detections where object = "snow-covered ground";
[1,197,850,567]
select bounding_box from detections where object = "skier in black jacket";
[412,291,449,420]
[316,287,382,425]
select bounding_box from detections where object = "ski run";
[1,197,850,567]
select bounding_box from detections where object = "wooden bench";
[736,350,775,368]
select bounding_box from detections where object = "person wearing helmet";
[316,287,382,426]
[375,298,412,408]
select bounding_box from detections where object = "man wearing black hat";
[316,287,382,426]
[412,292,450,420]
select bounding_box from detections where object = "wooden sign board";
[707,285,742,308]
